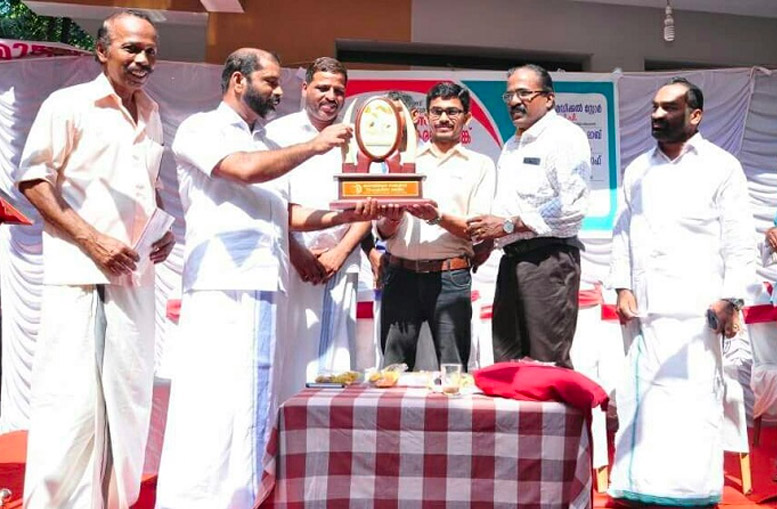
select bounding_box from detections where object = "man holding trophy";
[372,83,496,370]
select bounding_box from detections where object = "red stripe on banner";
[743,304,777,324]
[166,299,181,323]
[356,301,373,319]
[471,289,480,302]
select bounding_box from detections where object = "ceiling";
[569,0,777,18]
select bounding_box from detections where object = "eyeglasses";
[501,89,548,104]
[428,107,464,119]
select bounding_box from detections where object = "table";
[258,386,592,508]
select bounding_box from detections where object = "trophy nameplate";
[331,96,430,209]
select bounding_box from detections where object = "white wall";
[412,0,777,71]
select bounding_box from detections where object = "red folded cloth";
[474,361,609,413]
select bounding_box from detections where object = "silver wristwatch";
[502,218,515,234]
[426,211,442,225]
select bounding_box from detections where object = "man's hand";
[150,230,175,264]
[340,197,379,222]
[472,240,494,273]
[766,226,777,252]
[83,232,140,276]
[317,247,348,281]
[311,123,353,154]
[376,203,405,239]
[466,214,507,242]
[615,288,639,323]
[368,247,384,289]
[709,299,742,339]
[378,203,405,221]
[404,201,439,222]
[290,240,326,285]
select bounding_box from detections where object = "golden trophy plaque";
[330,96,430,209]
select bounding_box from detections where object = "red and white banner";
[0,38,89,60]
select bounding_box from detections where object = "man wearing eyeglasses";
[377,82,495,370]
[467,64,590,369]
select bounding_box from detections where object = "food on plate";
[315,371,360,385]
[367,363,407,388]
[369,370,400,388]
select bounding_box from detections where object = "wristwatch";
[426,211,442,226]
[722,298,744,311]
[502,218,515,235]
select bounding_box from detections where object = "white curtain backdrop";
[1,58,776,432]
[0,56,303,431]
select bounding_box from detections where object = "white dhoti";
[154,289,282,509]
[278,269,356,402]
[24,283,155,509]
[609,315,724,506]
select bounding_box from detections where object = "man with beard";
[265,58,370,399]
[607,78,753,506]
[377,82,495,370]
[466,64,590,369]
[154,48,376,509]
[15,11,174,508]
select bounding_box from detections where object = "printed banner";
[346,71,619,237]
[0,38,89,60]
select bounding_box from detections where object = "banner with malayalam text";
[346,71,619,238]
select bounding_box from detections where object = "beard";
[651,121,688,143]
[244,86,279,119]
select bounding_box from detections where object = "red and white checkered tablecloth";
[257,385,592,508]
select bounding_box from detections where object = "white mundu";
[607,133,754,505]
[266,111,360,401]
[16,73,162,509]
[155,102,289,509]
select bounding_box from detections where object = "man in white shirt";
[607,78,754,506]
[154,48,375,509]
[265,58,370,399]
[377,82,495,370]
[467,64,590,369]
[15,11,174,509]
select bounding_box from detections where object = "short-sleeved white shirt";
[174,102,289,293]
[265,111,360,273]
[16,73,163,286]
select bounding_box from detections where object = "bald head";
[221,48,279,94]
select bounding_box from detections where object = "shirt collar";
[418,142,470,161]
[651,131,704,162]
[217,101,265,136]
[518,108,557,142]
[91,72,159,125]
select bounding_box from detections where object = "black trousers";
[491,239,581,369]
[380,264,472,371]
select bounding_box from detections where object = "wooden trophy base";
[330,173,432,209]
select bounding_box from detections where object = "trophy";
[330,96,430,209]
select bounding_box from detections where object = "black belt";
[502,236,583,257]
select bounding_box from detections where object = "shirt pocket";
[514,157,551,198]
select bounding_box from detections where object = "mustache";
[127,63,153,74]
[510,105,526,115]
